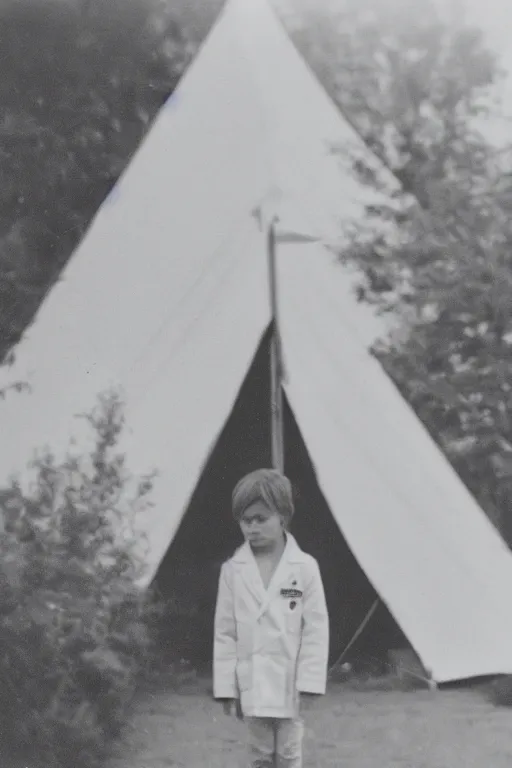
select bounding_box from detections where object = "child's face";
[239,501,284,550]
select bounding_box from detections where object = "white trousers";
[246,716,304,768]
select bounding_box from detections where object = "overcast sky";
[465,0,511,50]
[456,1,510,146]
[465,0,512,85]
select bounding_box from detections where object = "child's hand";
[299,693,321,712]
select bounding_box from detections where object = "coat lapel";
[232,542,266,607]
[232,535,306,616]
[256,534,304,619]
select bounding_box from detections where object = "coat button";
[290,601,296,610]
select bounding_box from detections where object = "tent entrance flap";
[152,328,406,668]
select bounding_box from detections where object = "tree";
[290,0,512,540]
[0,391,163,768]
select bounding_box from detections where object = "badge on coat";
[280,588,303,599]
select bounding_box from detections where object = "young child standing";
[213,469,329,767]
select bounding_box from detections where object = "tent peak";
[223,0,276,12]
[219,0,285,35]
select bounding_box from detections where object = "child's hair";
[232,469,294,527]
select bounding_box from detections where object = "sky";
[465,0,512,56]
[465,0,512,107]
[276,0,512,146]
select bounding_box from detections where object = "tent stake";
[267,217,284,473]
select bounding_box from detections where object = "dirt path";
[112,681,512,767]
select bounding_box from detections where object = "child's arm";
[296,559,329,696]
[213,561,238,703]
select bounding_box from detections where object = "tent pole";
[267,217,284,473]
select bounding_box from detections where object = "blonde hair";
[232,469,294,527]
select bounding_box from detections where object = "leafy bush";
[0,392,165,768]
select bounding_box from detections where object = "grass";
[109,677,512,767]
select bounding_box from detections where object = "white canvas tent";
[2,0,512,684]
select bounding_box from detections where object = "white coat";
[213,533,329,718]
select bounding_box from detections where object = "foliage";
[0,9,230,759]
[0,391,165,768]
[291,0,512,541]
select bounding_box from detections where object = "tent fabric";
[0,0,282,568]
[0,211,271,575]
[278,243,512,682]
[2,0,512,682]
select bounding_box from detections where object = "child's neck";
[251,532,287,559]
[251,533,286,589]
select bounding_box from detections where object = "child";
[213,469,329,767]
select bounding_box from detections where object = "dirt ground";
[111,678,512,767]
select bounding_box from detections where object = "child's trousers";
[246,716,304,768]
